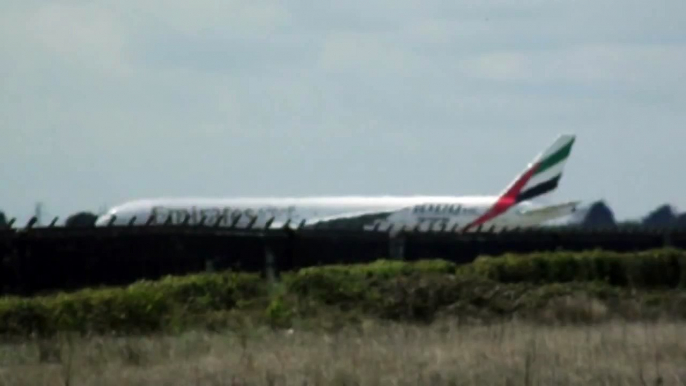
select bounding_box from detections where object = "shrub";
[0,271,263,337]
[284,259,456,307]
[466,248,686,289]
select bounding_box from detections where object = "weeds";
[0,319,681,385]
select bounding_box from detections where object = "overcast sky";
[2,0,685,224]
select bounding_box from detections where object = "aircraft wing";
[298,209,400,229]
[306,209,398,223]
[518,200,580,222]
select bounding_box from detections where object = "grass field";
[0,318,682,385]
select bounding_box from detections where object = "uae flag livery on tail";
[515,134,575,203]
[463,134,576,230]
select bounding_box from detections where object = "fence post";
[264,238,279,283]
[663,228,672,248]
[205,257,215,273]
[389,234,405,260]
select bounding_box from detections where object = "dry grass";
[0,318,684,385]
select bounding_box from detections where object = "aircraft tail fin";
[497,134,576,203]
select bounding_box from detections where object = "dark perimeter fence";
[1,214,685,296]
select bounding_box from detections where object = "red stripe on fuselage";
[463,163,540,230]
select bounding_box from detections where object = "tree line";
[0,210,97,228]
[579,201,686,228]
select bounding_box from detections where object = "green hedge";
[283,259,456,307]
[1,250,686,337]
[0,272,264,337]
[462,248,686,289]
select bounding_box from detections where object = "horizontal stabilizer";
[520,200,580,219]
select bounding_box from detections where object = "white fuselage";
[94,195,573,232]
[93,134,581,233]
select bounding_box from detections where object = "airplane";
[94,134,580,234]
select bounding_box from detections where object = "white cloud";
[317,31,429,75]
[457,44,686,92]
[128,0,292,36]
[1,3,132,77]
